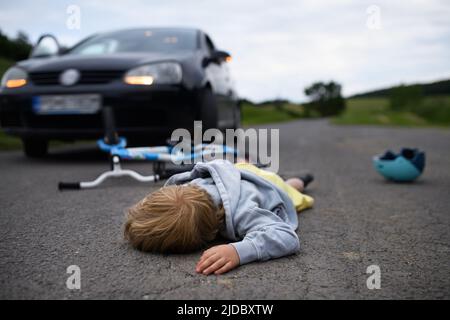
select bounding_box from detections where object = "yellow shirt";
[234,163,314,212]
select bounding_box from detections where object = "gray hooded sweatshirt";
[165,159,300,265]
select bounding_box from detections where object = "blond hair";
[124,185,224,253]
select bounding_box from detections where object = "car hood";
[17,52,195,72]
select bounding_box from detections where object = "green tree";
[0,29,32,61]
[304,81,345,116]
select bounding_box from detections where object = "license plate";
[32,94,102,115]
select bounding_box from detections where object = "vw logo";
[59,69,80,86]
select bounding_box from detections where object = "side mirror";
[203,50,231,66]
[30,34,62,58]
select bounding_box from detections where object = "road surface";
[1,119,449,299]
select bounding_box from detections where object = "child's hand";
[196,244,240,275]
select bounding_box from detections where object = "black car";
[0,27,240,157]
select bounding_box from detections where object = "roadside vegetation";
[332,97,450,127]
[241,100,305,125]
[244,80,450,127]
[334,83,450,127]
[242,81,346,125]
[0,131,21,150]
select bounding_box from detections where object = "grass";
[242,96,450,128]
[412,95,450,125]
[242,102,305,125]
[333,97,450,127]
[0,131,22,151]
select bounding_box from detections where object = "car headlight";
[124,62,182,85]
[1,67,28,88]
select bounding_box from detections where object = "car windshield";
[68,29,197,55]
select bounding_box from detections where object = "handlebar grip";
[58,182,81,190]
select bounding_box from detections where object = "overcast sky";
[0,0,449,102]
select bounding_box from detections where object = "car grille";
[29,70,124,85]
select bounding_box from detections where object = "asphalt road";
[1,119,449,299]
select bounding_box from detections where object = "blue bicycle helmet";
[373,148,425,182]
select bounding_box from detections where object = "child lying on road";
[124,159,314,275]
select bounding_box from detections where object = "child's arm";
[231,221,300,265]
[196,207,300,275]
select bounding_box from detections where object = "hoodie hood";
[165,160,299,242]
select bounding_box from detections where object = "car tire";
[198,87,218,130]
[22,138,48,158]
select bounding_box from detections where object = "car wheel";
[22,138,48,158]
[198,87,218,130]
